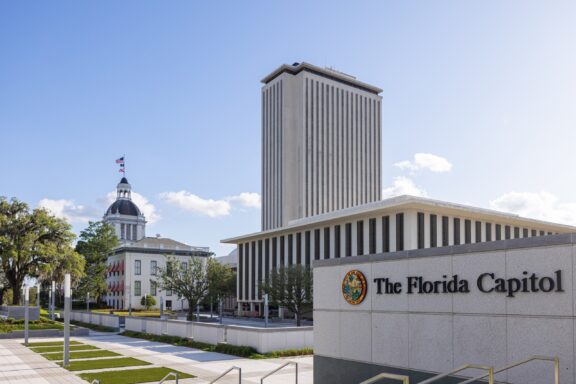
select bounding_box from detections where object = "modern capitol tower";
[103,177,146,242]
[261,62,383,230]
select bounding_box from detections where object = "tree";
[205,258,236,316]
[0,197,84,305]
[0,268,8,305]
[140,294,156,310]
[261,265,313,326]
[154,256,209,321]
[74,221,118,303]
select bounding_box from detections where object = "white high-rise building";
[261,62,383,230]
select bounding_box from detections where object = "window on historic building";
[150,260,157,276]
[135,260,141,275]
[134,281,141,296]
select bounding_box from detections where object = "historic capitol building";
[103,177,211,311]
[222,62,576,384]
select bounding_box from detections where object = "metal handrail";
[360,372,410,384]
[418,364,494,384]
[260,361,298,384]
[459,355,559,384]
[159,372,178,384]
[209,366,241,384]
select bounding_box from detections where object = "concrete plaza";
[0,331,313,383]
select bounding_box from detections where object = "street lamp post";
[219,298,223,325]
[63,274,71,367]
[264,294,269,328]
[24,286,29,346]
[50,281,55,320]
[36,283,40,308]
[86,292,90,312]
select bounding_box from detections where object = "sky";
[1,1,575,256]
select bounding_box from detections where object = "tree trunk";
[12,287,21,305]
[0,288,5,306]
[187,306,194,321]
[210,300,213,318]
[295,312,301,327]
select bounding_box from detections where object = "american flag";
[115,157,124,164]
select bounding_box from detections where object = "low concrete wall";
[0,306,40,321]
[70,311,120,329]
[124,317,313,353]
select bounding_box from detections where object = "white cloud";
[38,199,94,224]
[106,191,160,224]
[395,153,453,173]
[226,192,261,209]
[489,191,576,225]
[159,191,261,218]
[159,191,231,218]
[382,176,428,199]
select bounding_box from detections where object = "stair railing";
[360,372,410,383]
[418,364,494,384]
[260,361,298,384]
[459,355,559,384]
[158,372,178,384]
[209,366,241,384]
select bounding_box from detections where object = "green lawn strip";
[31,345,100,353]
[42,350,121,361]
[79,367,194,384]
[25,341,83,347]
[59,357,151,371]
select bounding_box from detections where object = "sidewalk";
[0,339,86,384]
[0,332,313,384]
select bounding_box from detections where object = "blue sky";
[1,1,575,256]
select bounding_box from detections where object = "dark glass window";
[523,228,528,238]
[486,223,492,241]
[296,233,302,264]
[465,220,471,244]
[430,214,437,248]
[264,239,270,282]
[258,240,263,297]
[382,216,390,252]
[357,220,364,255]
[288,235,293,265]
[334,225,341,258]
[369,219,376,254]
[305,231,311,266]
[454,218,461,245]
[531,229,537,237]
[417,212,425,249]
[272,237,277,268]
[475,221,482,243]
[315,229,321,260]
[238,244,243,300]
[540,230,545,236]
[396,214,404,251]
[134,260,141,275]
[280,236,285,265]
[505,225,511,239]
[514,227,520,238]
[496,224,502,241]
[324,227,330,259]
[442,216,449,246]
[345,223,352,256]
[251,241,256,300]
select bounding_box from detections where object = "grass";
[120,330,313,359]
[70,320,117,332]
[1,317,64,333]
[42,349,121,361]
[60,357,151,371]
[30,345,100,353]
[79,367,194,384]
[26,341,83,347]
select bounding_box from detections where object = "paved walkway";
[0,332,313,384]
[0,339,86,384]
